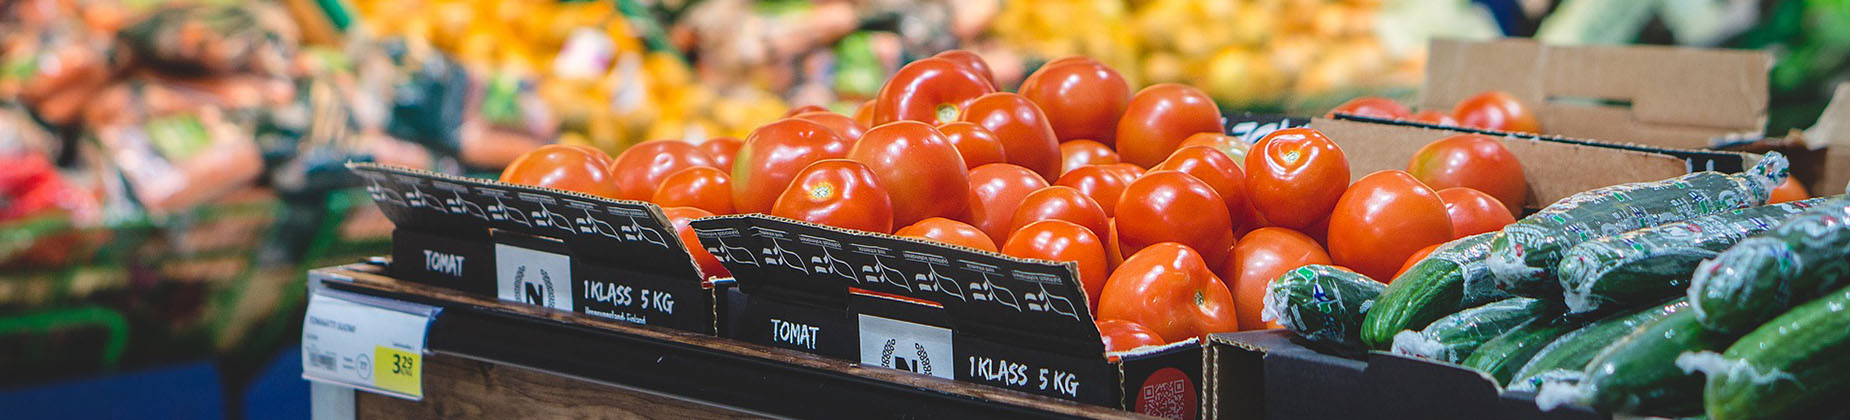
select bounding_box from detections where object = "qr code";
[1138,378,1188,419]
[309,352,337,371]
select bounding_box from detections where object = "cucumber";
[1391,297,1551,364]
[1361,233,1498,349]
[1261,264,1387,352]
[1536,309,1738,417]
[1558,197,1834,314]
[1509,298,1691,391]
[1688,198,1850,333]
[1487,153,1787,298]
[1678,284,1850,420]
[1461,315,1586,385]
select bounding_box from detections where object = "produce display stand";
[307,262,1155,419]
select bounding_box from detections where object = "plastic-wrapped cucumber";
[1678,284,1850,420]
[1536,310,1737,417]
[1688,198,1850,333]
[1487,153,1787,297]
[1559,196,1835,314]
[1262,265,1387,352]
[1361,233,1500,349]
[1391,297,1551,364]
[1461,316,1586,385]
[1509,298,1691,391]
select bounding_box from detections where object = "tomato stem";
[936,103,959,124]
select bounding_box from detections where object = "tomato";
[937,122,1008,169]
[847,121,969,226]
[610,140,717,201]
[1054,165,1134,217]
[896,217,997,252]
[1097,319,1166,352]
[1008,186,1110,241]
[1178,132,1249,167]
[853,99,876,128]
[1097,242,1240,341]
[1394,243,1441,280]
[872,57,995,126]
[1453,91,1540,133]
[663,206,731,279]
[1769,177,1808,204]
[733,118,852,214]
[770,159,895,233]
[1327,170,1454,282]
[1115,171,1235,267]
[1245,128,1350,229]
[1018,56,1131,145]
[1406,110,1457,126]
[1059,140,1118,175]
[1003,219,1110,313]
[960,163,1050,242]
[1437,187,1516,238]
[1216,227,1331,330]
[934,50,997,89]
[960,92,1062,181]
[699,137,743,171]
[1155,146,1253,230]
[1325,96,1410,119]
[784,105,829,117]
[1116,84,1223,168]
[651,166,735,214]
[499,144,621,198]
[1408,133,1527,216]
[1105,217,1125,269]
[791,111,867,142]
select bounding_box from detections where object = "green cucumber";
[1461,315,1586,385]
[1536,309,1738,417]
[1361,233,1498,349]
[1487,153,1787,298]
[1679,284,1850,420]
[1558,197,1835,314]
[1391,297,1550,364]
[1262,264,1387,352]
[1509,298,1691,391]
[1688,198,1850,333]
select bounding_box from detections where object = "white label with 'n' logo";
[858,315,952,380]
[494,243,574,312]
[422,250,466,277]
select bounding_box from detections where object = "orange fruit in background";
[1769,177,1809,204]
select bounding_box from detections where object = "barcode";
[310,353,336,371]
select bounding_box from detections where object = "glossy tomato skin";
[651,166,735,214]
[1437,187,1516,238]
[1216,228,1331,330]
[960,163,1050,242]
[1156,146,1253,230]
[1453,91,1540,133]
[733,119,852,214]
[1008,186,1110,242]
[1105,218,1125,269]
[872,57,995,126]
[1116,83,1224,168]
[770,159,894,233]
[848,121,969,227]
[1769,177,1808,204]
[499,144,621,198]
[1179,132,1249,167]
[1408,134,1526,216]
[1246,128,1350,229]
[896,217,998,252]
[663,206,731,279]
[1018,57,1131,145]
[1003,219,1110,313]
[934,50,997,89]
[611,140,717,201]
[960,92,1063,181]
[1059,140,1119,175]
[1098,243,1241,342]
[937,122,1008,169]
[699,137,743,171]
[1115,171,1235,267]
[1054,165,1135,217]
[853,100,876,128]
[1097,319,1166,352]
[1327,170,1454,282]
[1325,96,1410,119]
[784,105,829,117]
[792,111,867,142]
[1406,110,1457,126]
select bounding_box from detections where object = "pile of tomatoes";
[497,50,1532,353]
[1325,91,1541,134]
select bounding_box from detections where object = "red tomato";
[853,100,876,128]
[1097,243,1240,341]
[1406,110,1458,126]
[1437,187,1516,238]
[1054,165,1135,217]
[934,50,997,89]
[733,119,852,214]
[1408,134,1527,216]
[1453,91,1540,133]
[1115,171,1235,267]
[610,140,717,201]
[1008,186,1110,241]
[1116,84,1224,168]
[699,137,743,171]
[784,105,829,117]
[848,121,970,226]
[1769,177,1808,204]
[1178,132,1249,167]
[792,111,867,142]
[937,122,1008,169]
[896,217,998,252]
[1245,128,1350,229]
[1108,162,1147,177]
[651,166,735,214]
[770,159,895,233]
[1104,218,1125,270]
[1059,140,1119,175]
[1216,227,1331,330]
[1002,219,1110,313]
[1394,243,1441,280]
[872,57,995,126]
[1327,170,1454,282]
[1155,146,1253,230]
[663,206,731,279]
[1018,56,1131,145]
[960,163,1050,242]
[1097,319,1166,352]
[1325,96,1410,119]
[499,144,621,198]
[960,92,1063,181]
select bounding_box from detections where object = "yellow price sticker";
[373,346,422,398]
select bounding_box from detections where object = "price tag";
[301,289,440,400]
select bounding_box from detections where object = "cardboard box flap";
[691,214,1108,355]
[1805,82,1850,194]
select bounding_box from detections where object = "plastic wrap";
[1511,298,1691,391]
[1688,198,1850,333]
[1537,309,1733,417]
[1390,297,1547,364]
[1362,233,1505,349]
[1262,264,1386,352]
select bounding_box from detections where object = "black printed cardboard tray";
[691,214,1204,417]
[348,162,728,335]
